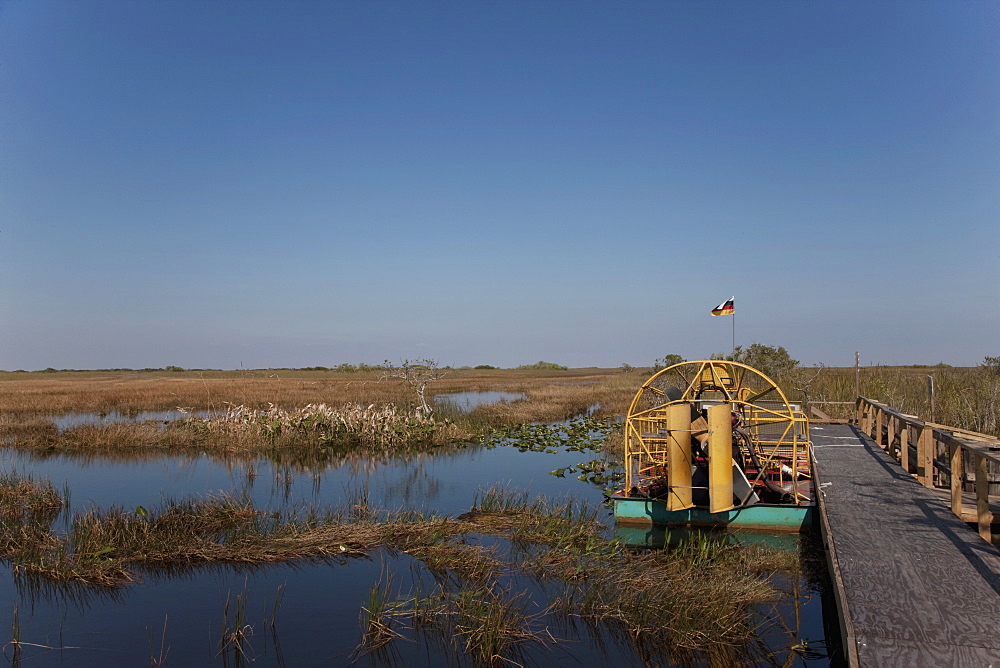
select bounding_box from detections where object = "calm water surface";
[0,434,841,666]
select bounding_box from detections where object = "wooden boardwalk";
[812,424,1000,666]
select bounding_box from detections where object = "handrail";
[855,396,1000,543]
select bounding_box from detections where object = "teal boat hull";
[612,496,814,532]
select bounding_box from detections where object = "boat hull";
[612,496,814,532]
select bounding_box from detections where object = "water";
[0,438,843,666]
[49,409,217,431]
[433,390,526,412]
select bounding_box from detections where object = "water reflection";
[0,435,843,666]
[48,409,217,431]
[433,391,526,412]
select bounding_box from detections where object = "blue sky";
[0,1,997,370]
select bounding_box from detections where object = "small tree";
[381,359,447,419]
[652,354,685,372]
[733,344,799,381]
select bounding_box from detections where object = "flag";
[711,297,734,316]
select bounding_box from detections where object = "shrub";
[652,354,685,372]
[517,361,567,371]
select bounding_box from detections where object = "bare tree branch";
[380,359,447,419]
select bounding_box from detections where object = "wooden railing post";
[975,452,992,543]
[918,424,934,487]
[890,415,899,458]
[900,421,910,473]
[888,411,894,452]
[875,408,883,447]
[951,439,964,518]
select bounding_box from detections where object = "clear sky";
[0,1,997,370]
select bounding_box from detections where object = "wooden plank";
[812,425,1000,666]
[951,443,964,517]
[977,453,992,543]
[918,425,933,487]
[928,487,1000,525]
[810,406,834,421]
[899,422,910,473]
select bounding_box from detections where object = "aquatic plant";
[355,569,404,656]
[189,402,440,447]
[219,584,254,666]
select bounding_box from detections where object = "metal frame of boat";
[612,360,815,532]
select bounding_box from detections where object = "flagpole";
[732,301,735,359]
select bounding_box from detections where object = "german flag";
[711,297,734,316]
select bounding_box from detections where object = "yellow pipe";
[708,404,735,513]
[667,403,694,510]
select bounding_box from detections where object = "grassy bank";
[0,367,636,419]
[782,363,1000,436]
[0,368,638,460]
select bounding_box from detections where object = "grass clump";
[189,402,441,447]
[0,471,65,562]
[0,473,796,663]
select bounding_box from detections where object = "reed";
[551,548,772,654]
[789,362,1000,436]
[0,471,64,526]
[0,472,66,568]
[451,588,550,665]
[1,475,794,664]
[465,485,605,550]
[219,584,254,665]
[0,367,640,461]
[186,402,440,447]
[369,584,554,666]
[147,615,170,667]
[393,536,502,584]
[0,367,627,419]
[356,569,404,656]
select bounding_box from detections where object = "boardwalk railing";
[856,396,1000,543]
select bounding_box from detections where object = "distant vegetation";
[517,361,568,371]
[652,354,685,372]
[3,352,998,438]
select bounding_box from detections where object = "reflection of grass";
[380,493,796,665]
[0,472,798,664]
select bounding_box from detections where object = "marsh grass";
[791,364,1000,436]
[0,367,629,418]
[365,584,556,667]
[0,472,797,663]
[464,485,606,550]
[0,471,64,527]
[219,584,254,666]
[547,539,789,659]
[355,568,405,657]
[147,615,170,667]
[187,402,443,448]
[362,490,792,664]
[0,472,66,573]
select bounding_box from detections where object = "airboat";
[612,360,815,532]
